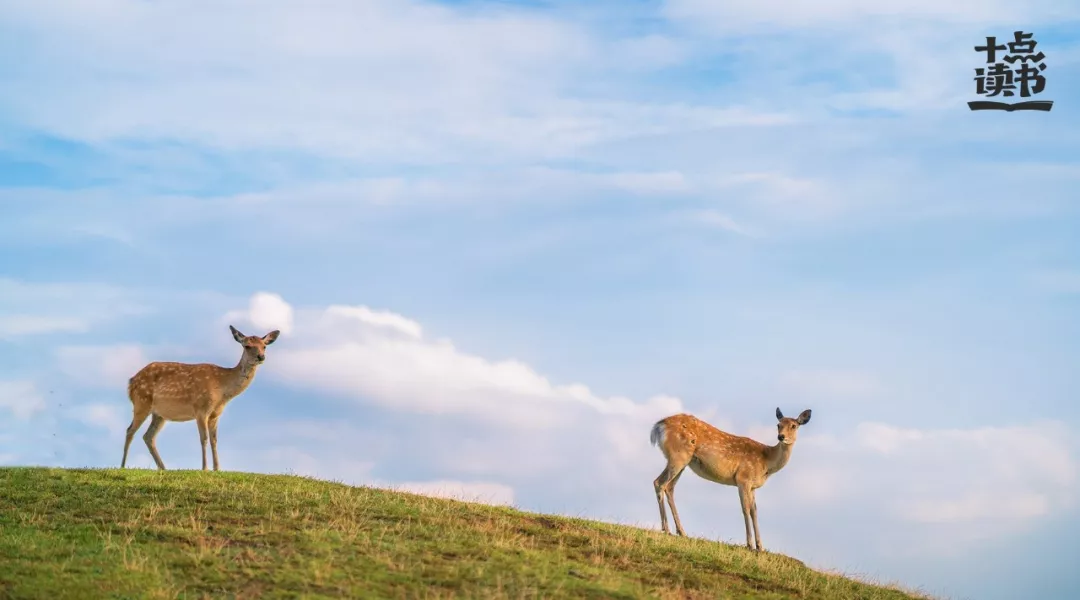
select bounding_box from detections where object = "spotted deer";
[649,407,812,552]
[120,326,280,471]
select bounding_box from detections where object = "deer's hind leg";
[143,414,168,470]
[121,391,152,468]
[654,451,692,536]
[665,469,689,536]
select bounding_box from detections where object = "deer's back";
[130,361,229,399]
[660,413,770,486]
[659,413,741,448]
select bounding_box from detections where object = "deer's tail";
[649,419,666,448]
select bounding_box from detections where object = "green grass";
[0,467,932,600]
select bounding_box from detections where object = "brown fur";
[120,325,280,471]
[650,407,811,551]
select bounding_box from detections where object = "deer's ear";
[262,330,280,345]
[796,409,812,425]
[775,407,784,421]
[230,325,246,343]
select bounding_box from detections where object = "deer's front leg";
[196,416,210,471]
[749,488,762,552]
[208,414,221,472]
[737,483,754,551]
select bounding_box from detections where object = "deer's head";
[230,325,280,364]
[775,407,811,445]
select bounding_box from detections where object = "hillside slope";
[0,467,929,599]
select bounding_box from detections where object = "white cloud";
[224,291,295,335]
[770,420,1080,542]
[0,380,46,420]
[783,463,851,504]
[324,306,423,339]
[246,446,377,483]
[225,293,682,428]
[389,480,516,507]
[54,344,149,389]
[70,402,129,438]
[856,421,1077,490]
[690,209,759,237]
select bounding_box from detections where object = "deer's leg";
[121,403,152,468]
[208,414,220,472]
[666,470,688,536]
[653,466,672,534]
[653,453,691,536]
[143,414,168,471]
[196,415,210,471]
[749,488,762,552]
[737,482,754,551]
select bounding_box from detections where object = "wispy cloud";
[688,209,761,237]
[0,0,791,164]
[0,278,147,339]
[663,0,1078,29]
[0,380,46,420]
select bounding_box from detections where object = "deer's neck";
[222,355,261,400]
[764,442,795,476]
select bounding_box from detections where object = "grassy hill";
[0,467,931,600]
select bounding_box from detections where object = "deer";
[649,407,812,552]
[120,325,280,472]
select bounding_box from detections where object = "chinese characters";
[969,31,1053,112]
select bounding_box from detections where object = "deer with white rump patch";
[650,407,812,551]
[120,326,280,471]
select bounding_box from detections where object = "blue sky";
[1,1,1079,598]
